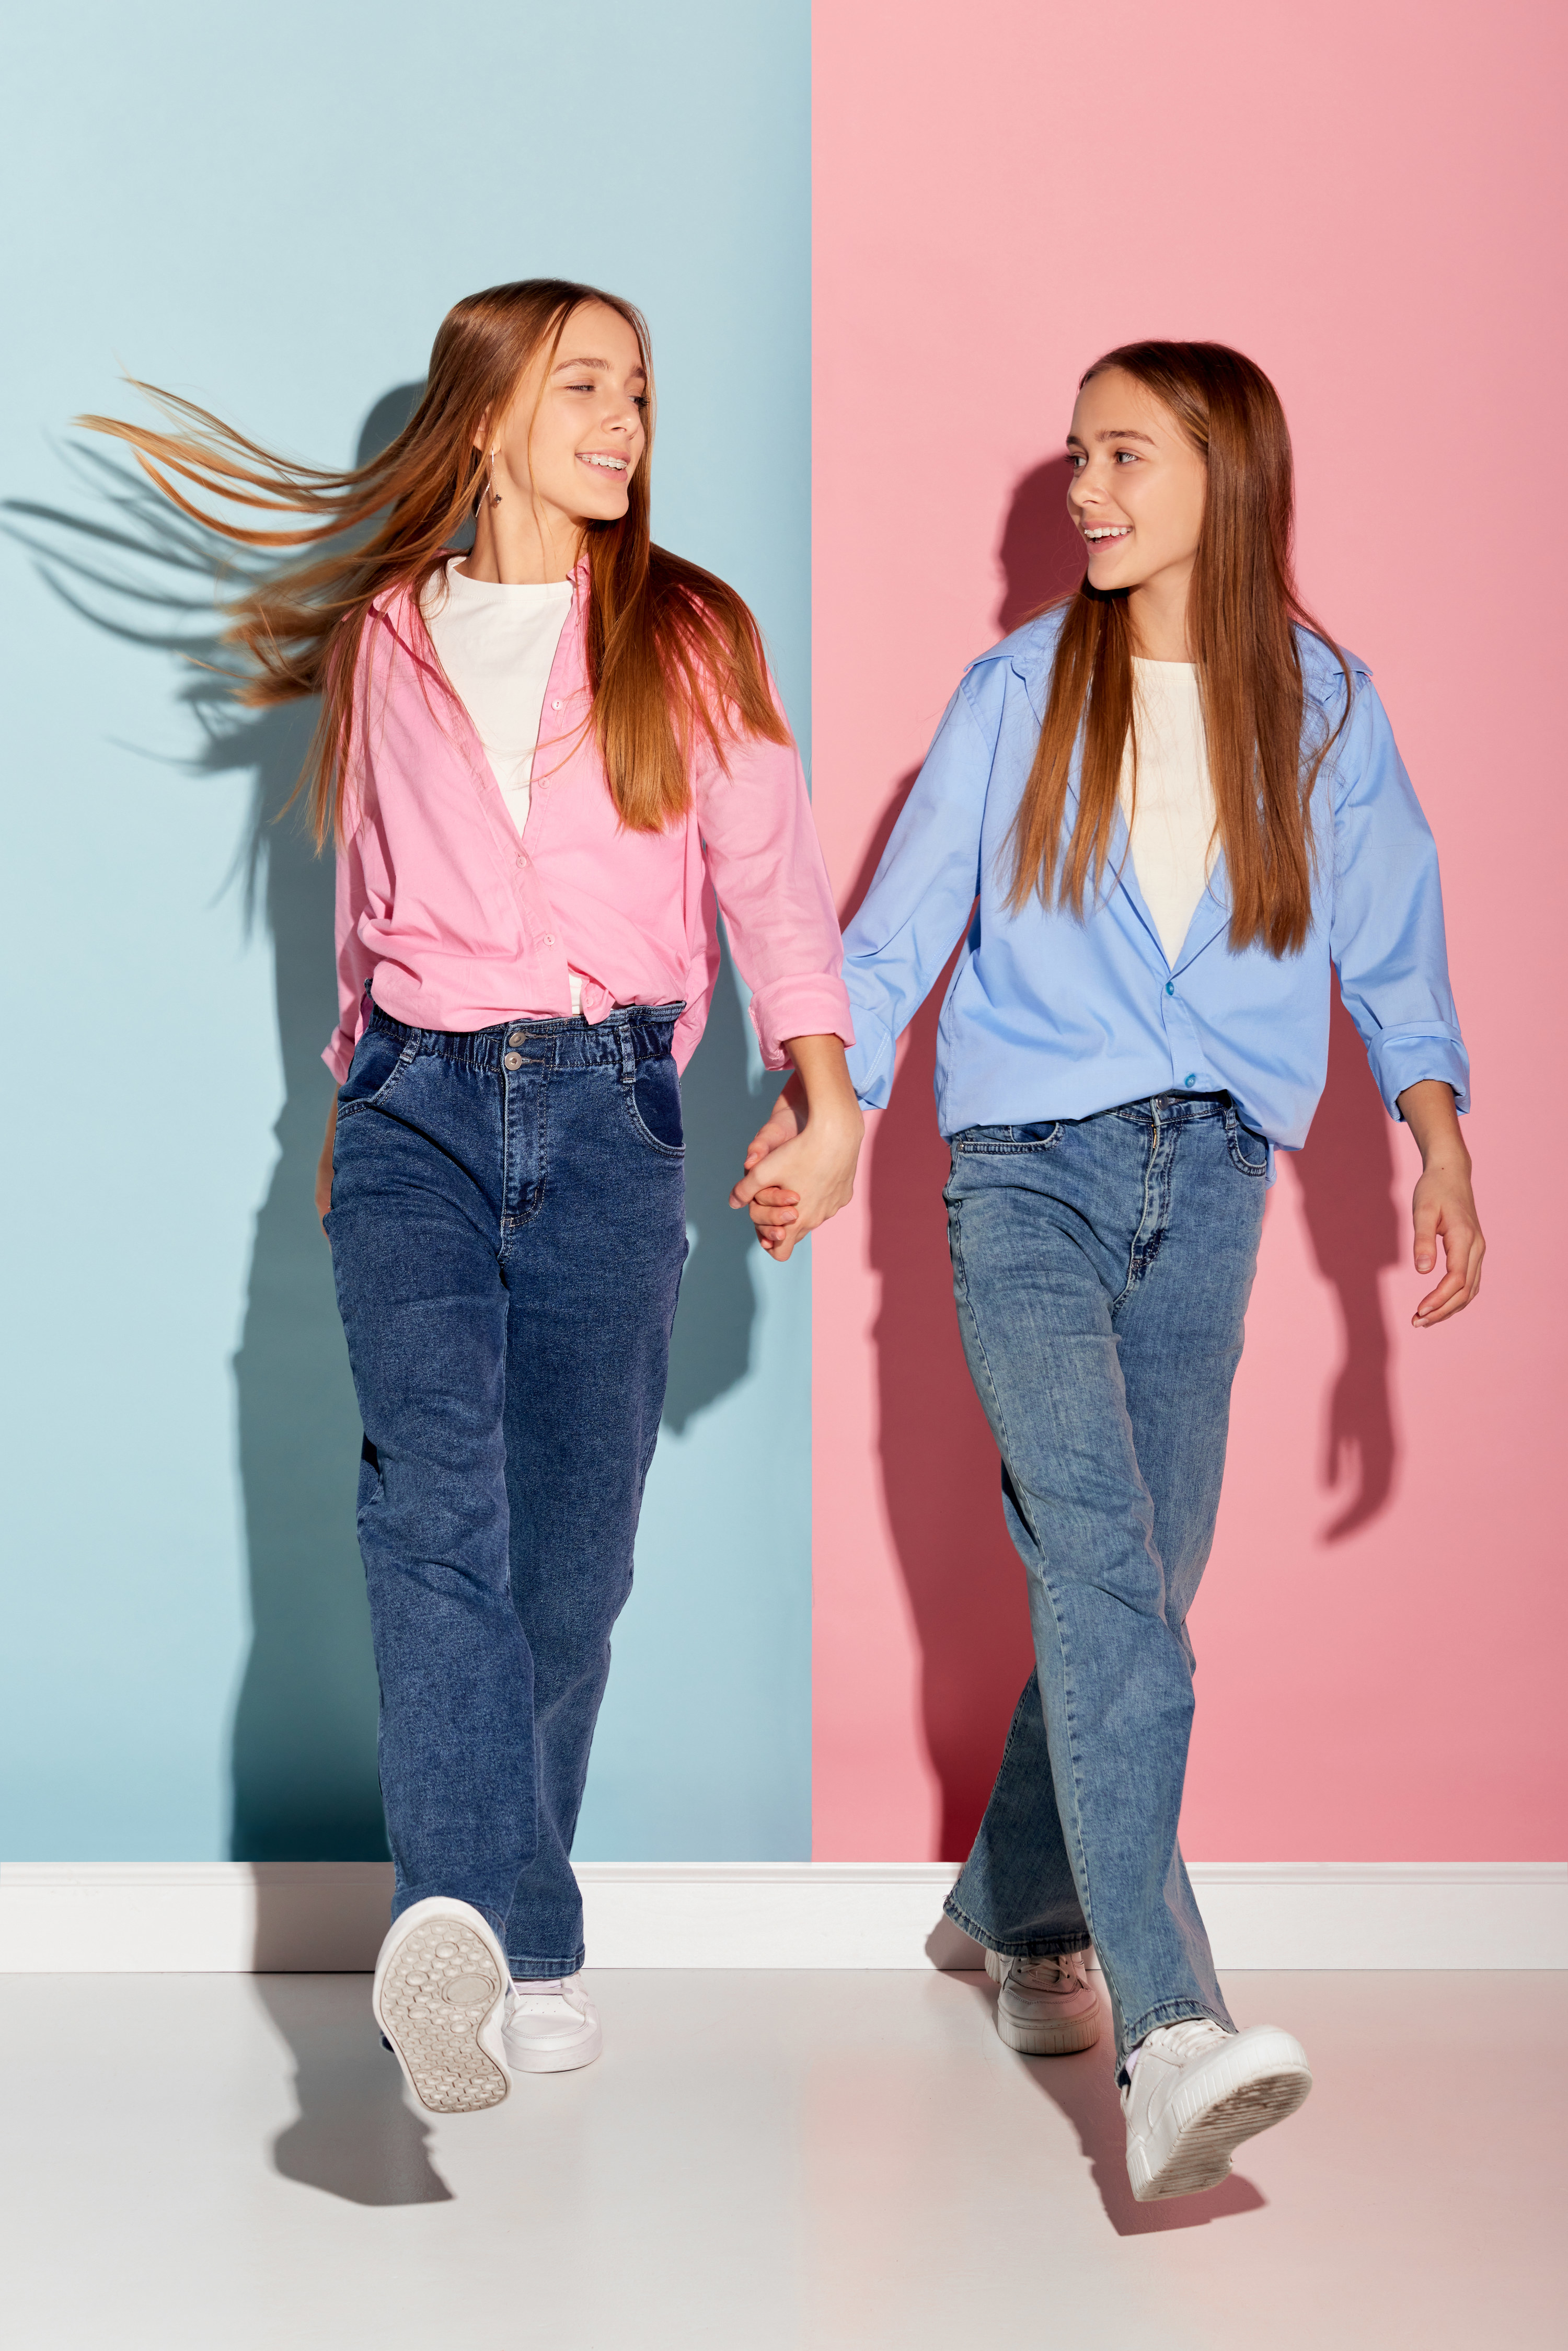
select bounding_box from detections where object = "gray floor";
[1,1967,1562,2348]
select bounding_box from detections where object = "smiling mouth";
[580,453,628,474]
[1083,525,1131,544]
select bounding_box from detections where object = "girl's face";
[485,299,649,530]
[1065,367,1207,604]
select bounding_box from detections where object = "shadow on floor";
[946,1963,1266,2234]
[250,1976,452,2206]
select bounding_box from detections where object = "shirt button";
[503,1051,523,1071]
[551,698,563,710]
[545,935,555,945]
[1165,980,1175,996]
[1184,1073,1196,1087]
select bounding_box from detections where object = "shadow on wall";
[5,385,770,1865]
[849,457,1402,1863]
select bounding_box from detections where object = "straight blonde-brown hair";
[1008,341,1351,957]
[77,278,789,846]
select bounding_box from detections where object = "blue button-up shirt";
[841,611,1468,1152]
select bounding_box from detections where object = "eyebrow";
[552,354,647,381]
[1066,428,1157,448]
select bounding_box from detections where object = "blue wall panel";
[0,0,811,1862]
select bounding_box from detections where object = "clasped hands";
[728,1035,863,1264]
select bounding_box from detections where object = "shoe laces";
[1012,1952,1087,1992]
[1141,2018,1231,2068]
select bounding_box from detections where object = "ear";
[471,406,492,457]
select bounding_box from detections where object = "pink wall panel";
[812,0,1566,1861]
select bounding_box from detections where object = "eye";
[1115,449,1140,464]
[1067,451,1086,471]
[632,395,649,411]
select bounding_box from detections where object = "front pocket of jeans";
[337,1033,419,1120]
[954,1119,1064,1156]
[620,1062,685,1158]
[1225,1121,1270,1176]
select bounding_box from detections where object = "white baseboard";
[0,1860,1562,1974]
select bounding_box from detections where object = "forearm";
[1397,1079,1467,1171]
[782,1034,862,1131]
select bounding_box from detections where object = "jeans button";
[508,1029,526,1046]
[503,1051,523,1071]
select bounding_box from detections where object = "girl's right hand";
[316,1098,337,1233]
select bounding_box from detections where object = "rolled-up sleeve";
[1329,670,1470,1119]
[840,679,994,1109]
[696,722,852,1071]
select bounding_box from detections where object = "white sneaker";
[502,1974,603,2073]
[985,1946,1102,2055]
[1122,2017,1312,2200]
[372,1897,511,2115]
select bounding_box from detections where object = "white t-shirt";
[1119,659,1219,966]
[421,557,582,1012]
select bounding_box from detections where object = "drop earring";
[489,446,502,507]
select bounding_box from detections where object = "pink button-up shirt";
[324,565,852,1084]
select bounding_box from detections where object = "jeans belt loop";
[615,1021,637,1086]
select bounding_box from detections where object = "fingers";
[1412,1195,1440,1277]
[1413,1221,1485,1326]
[748,1186,800,1237]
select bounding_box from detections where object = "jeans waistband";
[363,1000,684,1073]
[1110,1088,1233,1126]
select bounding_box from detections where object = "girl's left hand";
[1398,1080,1485,1326]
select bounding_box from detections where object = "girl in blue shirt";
[735,342,1484,2201]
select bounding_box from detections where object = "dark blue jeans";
[940,1093,1269,2066]
[326,1003,687,1978]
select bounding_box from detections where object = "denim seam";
[500,1064,550,1251]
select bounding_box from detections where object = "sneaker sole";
[995,2004,1103,2056]
[504,2015,605,2074]
[985,1947,1102,2056]
[374,1907,510,2115]
[1128,2031,1312,2201]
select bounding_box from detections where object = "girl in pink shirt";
[89,279,860,2110]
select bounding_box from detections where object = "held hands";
[729,1035,863,1264]
[1396,1080,1484,1327]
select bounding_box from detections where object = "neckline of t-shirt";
[1132,656,1197,672]
[442,557,573,601]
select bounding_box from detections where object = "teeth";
[584,455,626,471]
[1085,526,1129,540]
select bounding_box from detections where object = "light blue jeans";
[940,1092,1270,2070]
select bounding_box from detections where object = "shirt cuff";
[1368,1031,1471,1121]
[747,978,856,1072]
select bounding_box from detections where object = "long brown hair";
[76,279,789,845]
[1007,341,1350,956]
